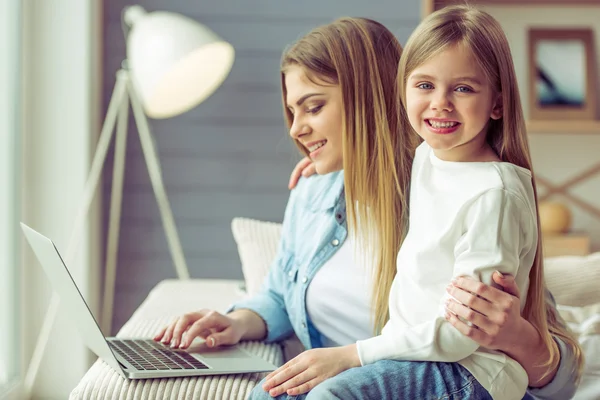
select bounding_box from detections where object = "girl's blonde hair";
[280,18,415,332]
[398,5,584,382]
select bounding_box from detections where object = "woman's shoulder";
[291,170,345,212]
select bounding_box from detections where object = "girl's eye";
[307,105,323,114]
[456,86,473,93]
[417,83,433,90]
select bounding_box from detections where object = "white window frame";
[0,0,22,398]
[17,0,102,397]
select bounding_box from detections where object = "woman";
[155,17,579,399]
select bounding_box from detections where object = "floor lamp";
[23,5,234,397]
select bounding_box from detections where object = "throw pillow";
[231,217,282,296]
[544,252,600,307]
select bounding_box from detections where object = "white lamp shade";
[124,6,235,119]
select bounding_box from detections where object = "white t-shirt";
[306,235,373,347]
[357,142,537,400]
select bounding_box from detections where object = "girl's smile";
[426,118,461,135]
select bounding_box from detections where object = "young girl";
[354,4,549,398]
[262,5,583,400]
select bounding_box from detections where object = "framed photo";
[528,28,597,121]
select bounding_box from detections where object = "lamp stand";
[23,67,190,399]
[102,67,191,334]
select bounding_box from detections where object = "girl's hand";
[153,309,245,349]
[262,344,361,397]
[288,157,316,189]
[444,271,525,351]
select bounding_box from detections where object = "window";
[0,0,21,396]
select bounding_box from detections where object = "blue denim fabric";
[249,360,492,400]
[229,171,347,349]
[228,172,577,399]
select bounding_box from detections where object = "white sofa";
[70,218,600,399]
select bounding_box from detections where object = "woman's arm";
[227,188,302,343]
[446,272,579,399]
[446,272,557,386]
[156,186,305,349]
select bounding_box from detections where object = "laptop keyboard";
[109,339,209,371]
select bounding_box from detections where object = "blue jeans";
[249,360,492,400]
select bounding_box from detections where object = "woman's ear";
[490,93,503,120]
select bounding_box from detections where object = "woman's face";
[284,65,344,174]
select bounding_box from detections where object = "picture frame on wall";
[528,28,597,121]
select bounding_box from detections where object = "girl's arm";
[357,189,532,365]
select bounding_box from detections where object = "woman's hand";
[288,157,316,189]
[262,344,361,397]
[153,309,247,349]
[445,271,559,387]
[444,271,524,350]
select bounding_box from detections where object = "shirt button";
[288,271,294,277]
[331,239,340,246]
[301,276,308,284]
[302,322,307,329]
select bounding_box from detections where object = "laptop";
[20,223,277,379]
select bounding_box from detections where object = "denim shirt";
[231,171,347,349]
[229,170,577,400]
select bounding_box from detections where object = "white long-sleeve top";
[356,142,537,400]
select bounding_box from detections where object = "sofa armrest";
[125,279,248,324]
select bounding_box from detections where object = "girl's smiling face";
[405,43,502,162]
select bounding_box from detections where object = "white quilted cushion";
[544,252,600,307]
[231,218,282,296]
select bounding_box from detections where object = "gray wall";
[103,0,420,333]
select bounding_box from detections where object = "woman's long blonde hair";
[280,18,415,332]
[398,5,584,381]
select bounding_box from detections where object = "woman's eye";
[417,83,433,90]
[307,105,323,114]
[456,86,473,93]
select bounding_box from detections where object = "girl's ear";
[490,93,502,120]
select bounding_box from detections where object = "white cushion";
[558,302,600,400]
[544,252,600,307]
[231,218,282,296]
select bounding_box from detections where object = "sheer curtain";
[0,0,21,397]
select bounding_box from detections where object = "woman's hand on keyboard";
[153,309,245,350]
